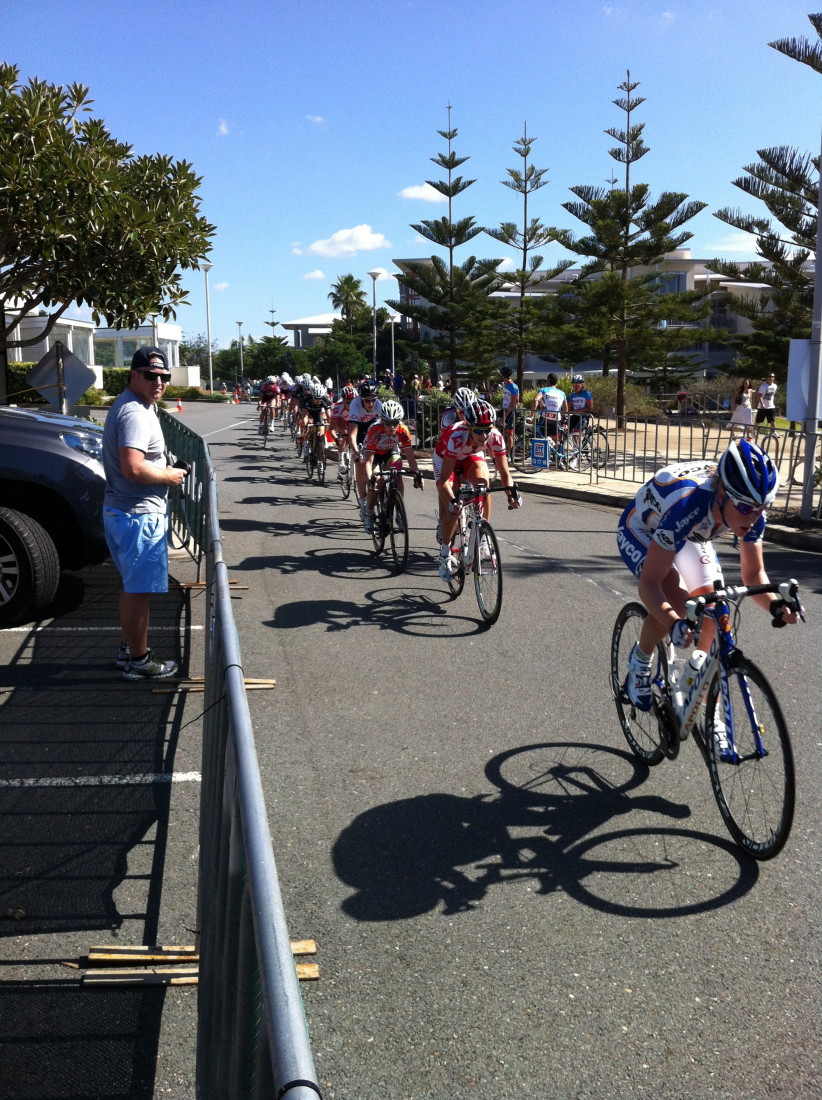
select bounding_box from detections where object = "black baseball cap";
[131,346,168,371]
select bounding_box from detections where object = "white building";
[280,313,340,349]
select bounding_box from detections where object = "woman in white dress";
[728,378,753,439]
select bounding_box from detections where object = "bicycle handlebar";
[685,579,805,624]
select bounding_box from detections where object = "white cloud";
[303,269,326,280]
[306,224,391,258]
[399,183,446,204]
[306,114,325,124]
[659,10,676,24]
[496,257,516,273]
[291,246,304,256]
[217,120,229,136]
[702,231,759,255]
[214,282,229,292]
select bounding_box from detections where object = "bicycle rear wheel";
[474,519,502,625]
[387,492,409,573]
[304,452,316,480]
[705,659,795,860]
[610,603,666,765]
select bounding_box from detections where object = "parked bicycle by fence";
[610,579,804,860]
[517,415,609,474]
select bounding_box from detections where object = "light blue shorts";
[104,508,169,594]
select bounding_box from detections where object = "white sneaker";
[625,645,653,712]
[480,535,495,563]
[438,554,456,581]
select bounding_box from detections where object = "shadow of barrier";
[186,431,321,1099]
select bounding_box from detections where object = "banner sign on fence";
[531,438,550,469]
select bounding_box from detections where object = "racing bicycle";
[259,405,273,447]
[337,444,353,500]
[368,465,421,573]
[302,423,327,485]
[444,483,512,626]
[610,580,803,860]
[519,416,609,473]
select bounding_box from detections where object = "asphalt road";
[194,402,821,1100]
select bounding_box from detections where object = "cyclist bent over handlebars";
[616,439,801,713]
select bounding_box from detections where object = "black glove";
[769,598,789,628]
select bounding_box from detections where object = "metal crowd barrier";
[596,416,822,519]
[159,411,322,1099]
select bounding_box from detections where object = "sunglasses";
[381,418,400,427]
[140,370,171,383]
[728,495,764,516]
[471,427,491,436]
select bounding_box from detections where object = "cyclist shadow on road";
[333,740,758,922]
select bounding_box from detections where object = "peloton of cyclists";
[435,398,521,581]
[360,399,423,533]
[617,438,801,713]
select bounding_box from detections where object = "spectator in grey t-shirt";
[102,347,187,680]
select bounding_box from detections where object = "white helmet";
[309,380,326,400]
[266,375,276,383]
[380,399,404,423]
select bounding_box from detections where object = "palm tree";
[328,275,367,334]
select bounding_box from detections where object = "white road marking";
[0,772,202,788]
[1,625,203,634]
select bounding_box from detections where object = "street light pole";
[236,321,244,389]
[203,263,213,392]
[265,309,279,344]
[367,269,381,377]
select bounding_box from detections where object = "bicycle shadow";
[333,741,758,922]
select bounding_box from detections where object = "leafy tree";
[0,63,215,397]
[555,72,710,420]
[388,106,503,385]
[243,334,290,378]
[328,274,368,335]
[179,333,217,369]
[707,13,821,382]
[485,126,572,390]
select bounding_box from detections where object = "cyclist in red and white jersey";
[360,400,423,533]
[436,400,520,580]
[257,375,279,433]
[329,384,355,480]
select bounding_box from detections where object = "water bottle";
[683,649,707,691]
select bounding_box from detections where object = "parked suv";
[0,406,108,625]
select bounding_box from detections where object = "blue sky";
[4,0,820,349]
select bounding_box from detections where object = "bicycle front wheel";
[446,520,466,597]
[610,603,666,765]
[388,493,409,573]
[339,455,352,499]
[316,440,326,486]
[261,413,271,447]
[474,519,502,625]
[371,492,386,554]
[705,659,795,860]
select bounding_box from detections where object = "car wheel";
[0,506,61,625]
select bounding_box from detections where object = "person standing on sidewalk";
[500,366,520,459]
[102,347,187,680]
[755,373,778,428]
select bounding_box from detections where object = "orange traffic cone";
[176,397,184,413]
[233,393,239,405]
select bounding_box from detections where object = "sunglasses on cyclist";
[470,427,491,436]
[727,494,764,516]
[140,370,171,383]
[381,418,400,427]
[362,398,376,404]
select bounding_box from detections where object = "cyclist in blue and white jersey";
[567,375,593,432]
[616,439,800,711]
[532,373,568,442]
[499,367,519,458]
